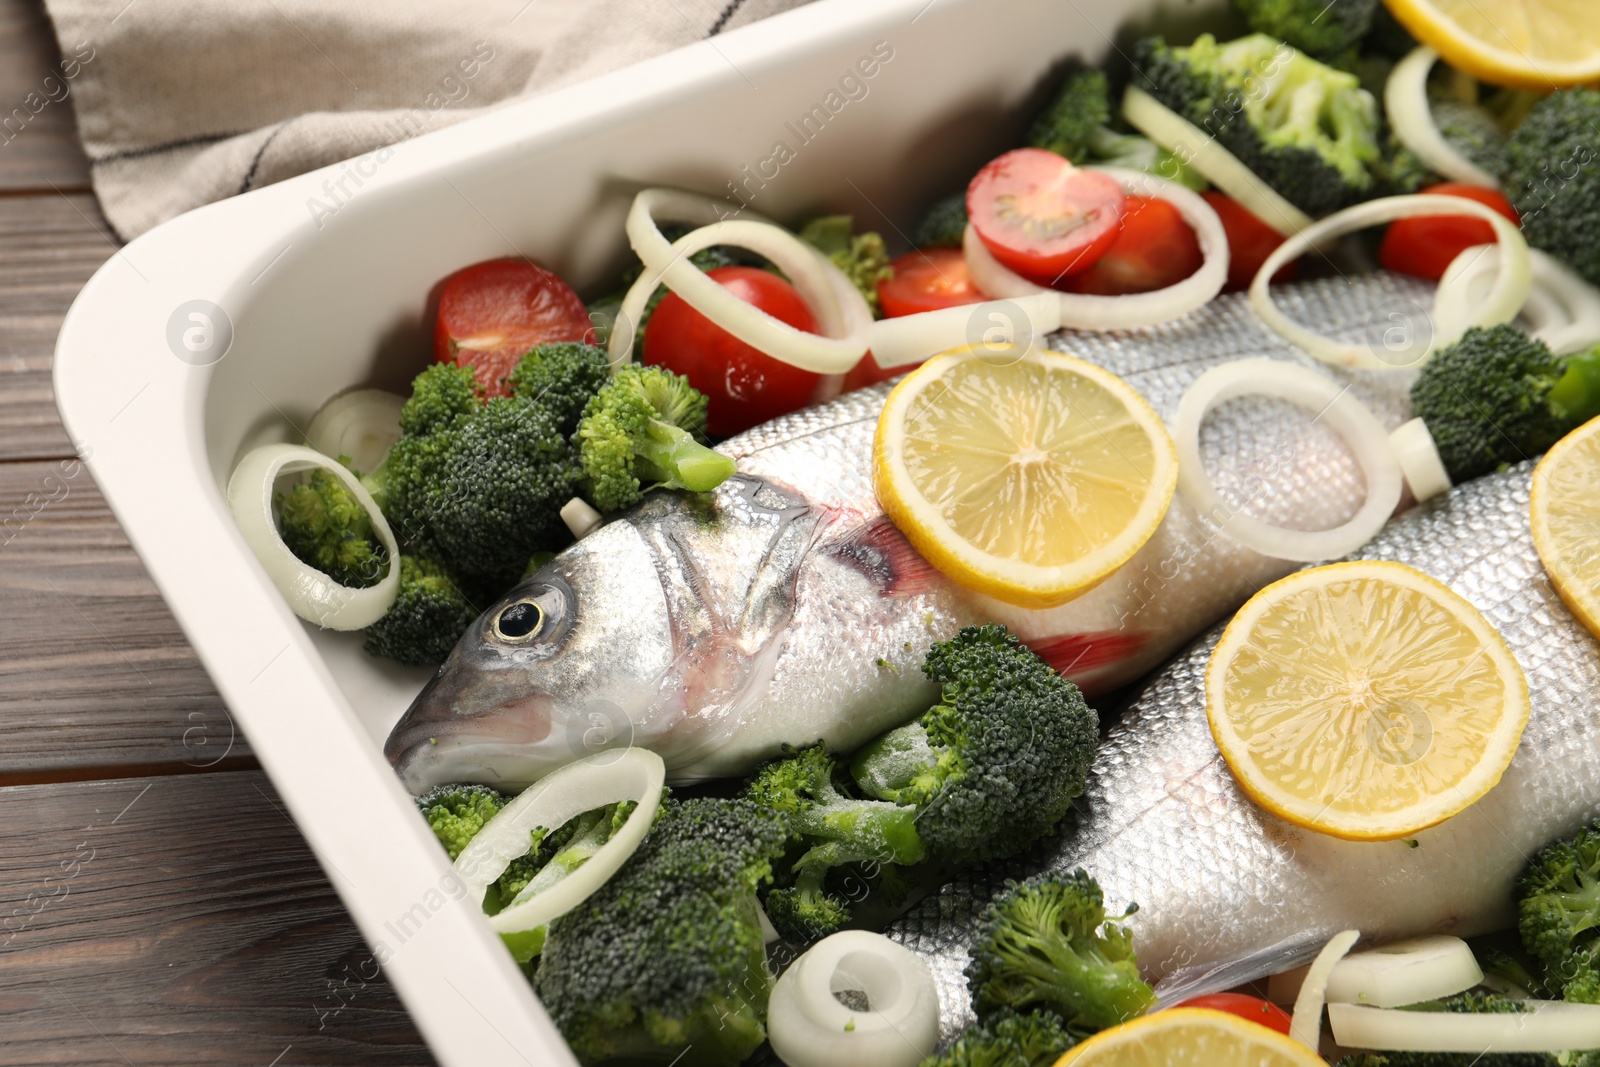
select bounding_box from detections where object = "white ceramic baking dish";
[54,0,1216,1060]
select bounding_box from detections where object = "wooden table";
[0,3,434,1062]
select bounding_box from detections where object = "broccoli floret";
[744,743,925,941]
[507,342,611,436]
[1028,67,1205,190]
[850,624,1099,865]
[276,465,388,588]
[965,869,1157,1033]
[1431,100,1511,182]
[575,364,734,513]
[919,1008,1080,1067]
[798,215,894,317]
[1507,90,1600,288]
[534,796,788,1066]
[914,193,970,249]
[372,362,582,583]
[1410,326,1600,484]
[1134,33,1380,216]
[1479,946,1552,999]
[362,554,480,667]
[1234,0,1377,57]
[1373,133,1435,195]
[415,783,508,860]
[1517,822,1600,1002]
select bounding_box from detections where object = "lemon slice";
[873,343,1177,609]
[1205,560,1529,841]
[1532,414,1600,640]
[1385,0,1600,90]
[1053,1007,1326,1067]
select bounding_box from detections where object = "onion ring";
[306,388,405,475]
[227,443,400,630]
[962,166,1230,331]
[1291,930,1360,1051]
[1330,999,1600,1053]
[1436,243,1600,356]
[452,748,666,936]
[1324,935,1482,1009]
[609,189,871,374]
[1249,195,1531,369]
[1175,359,1402,561]
[865,293,1063,369]
[1389,417,1453,503]
[1386,46,1502,190]
[1122,85,1312,236]
[767,931,940,1067]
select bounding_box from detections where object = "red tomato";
[644,266,821,437]
[967,148,1125,286]
[1201,192,1298,292]
[877,248,988,318]
[1379,182,1521,281]
[433,258,593,397]
[1176,994,1293,1035]
[842,352,901,392]
[1063,196,1204,296]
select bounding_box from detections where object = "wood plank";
[0,191,114,463]
[0,0,91,192]
[0,457,254,779]
[0,771,434,1065]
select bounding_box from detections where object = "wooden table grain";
[0,1,434,1061]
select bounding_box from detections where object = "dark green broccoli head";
[1507,89,1600,288]
[1431,100,1510,183]
[398,362,481,435]
[275,465,388,589]
[362,554,480,667]
[534,796,788,1066]
[964,869,1156,1033]
[762,882,854,944]
[850,624,1098,866]
[1410,326,1600,484]
[1233,0,1377,57]
[920,1008,1080,1067]
[415,783,508,860]
[506,342,611,436]
[1027,67,1113,163]
[914,193,970,249]
[1134,33,1380,216]
[576,364,732,514]
[1517,822,1600,999]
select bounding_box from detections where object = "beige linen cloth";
[42,0,814,240]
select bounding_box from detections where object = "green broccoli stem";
[849,722,939,800]
[1549,346,1600,427]
[636,419,736,493]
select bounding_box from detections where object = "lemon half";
[873,344,1177,609]
[1532,414,1600,641]
[1053,1007,1326,1067]
[1206,560,1529,841]
[1385,0,1600,90]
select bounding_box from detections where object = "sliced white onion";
[452,748,665,935]
[227,443,399,630]
[1249,195,1531,369]
[1436,243,1600,356]
[961,167,1229,331]
[305,388,406,475]
[560,497,603,540]
[767,931,939,1067]
[609,189,871,374]
[1386,46,1502,191]
[1326,936,1482,1009]
[1174,359,1403,561]
[1122,85,1312,236]
[865,293,1062,369]
[1390,417,1453,502]
[1291,929,1360,1050]
[1329,999,1600,1053]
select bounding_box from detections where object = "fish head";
[384,519,675,794]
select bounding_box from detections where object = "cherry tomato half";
[433,258,593,397]
[1201,192,1299,292]
[878,247,989,318]
[643,266,820,437]
[1379,182,1521,281]
[1175,994,1293,1035]
[968,148,1126,286]
[1063,196,1204,296]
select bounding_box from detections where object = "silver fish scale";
[889,461,1600,1042]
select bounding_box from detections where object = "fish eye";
[492,600,545,642]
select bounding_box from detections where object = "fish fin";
[830,515,944,597]
[1024,631,1149,678]
[1152,933,1330,1007]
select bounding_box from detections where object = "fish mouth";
[385,675,557,794]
